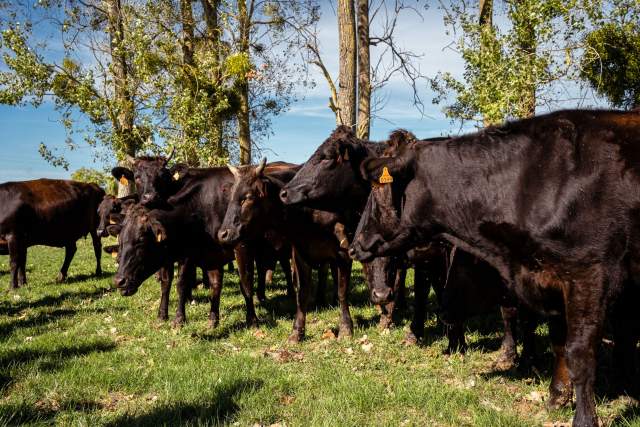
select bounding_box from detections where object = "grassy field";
[0,238,638,426]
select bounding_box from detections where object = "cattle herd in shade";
[1,108,640,426]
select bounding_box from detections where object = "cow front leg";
[337,260,353,339]
[235,244,258,327]
[406,265,427,344]
[444,322,467,354]
[7,234,26,289]
[279,252,294,298]
[547,315,573,410]
[157,265,173,321]
[493,306,518,370]
[57,242,77,282]
[173,261,196,327]
[289,248,311,343]
[208,268,223,328]
[90,229,102,276]
[255,254,268,304]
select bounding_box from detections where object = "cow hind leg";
[90,230,102,276]
[406,266,428,344]
[208,268,223,328]
[235,244,259,327]
[57,242,77,282]
[279,253,294,298]
[337,260,353,339]
[547,316,573,409]
[7,234,26,289]
[157,266,173,321]
[173,261,196,327]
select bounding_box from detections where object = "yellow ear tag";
[379,167,394,184]
[109,218,117,225]
[111,251,118,258]
[156,232,163,243]
[119,175,128,186]
[173,171,180,181]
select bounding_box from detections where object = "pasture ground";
[0,238,638,426]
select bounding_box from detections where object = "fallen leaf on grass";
[524,390,545,403]
[361,342,373,353]
[253,329,266,339]
[480,399,502,412]
[542,422,571,427]
[321,329,336,340]
[280,395,295,405]
[344,347,354,355]
[264,349,304,363]
[24,336,33,342]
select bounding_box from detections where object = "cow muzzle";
[370,287,393,305]
[279,186,307,205]
[217,227,240,245]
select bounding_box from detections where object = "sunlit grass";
[0,238,637,426]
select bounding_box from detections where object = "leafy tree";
[580,0,640,109]
[432,0,587,125]
[71,167,117,194]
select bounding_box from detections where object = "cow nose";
[372,288,393,304]
[218,229,229,242]
[279,189,288,202]
[113,276,126,289]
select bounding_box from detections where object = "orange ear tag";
[119,175,128,186]
[379,167,394,184]
[156,232,163,243]
[111,251,118,258]
[109,218,117,225]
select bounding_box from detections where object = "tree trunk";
[237,0,251,165]
[513,1,536,118]
[337,0,357,128]
[479,0,493,127]
[180,0,200,166]
[202,0,226,160]
[104,0,136,196]
[356,0,370,139]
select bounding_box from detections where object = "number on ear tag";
[119,175,128,186]
[379,167,393,184]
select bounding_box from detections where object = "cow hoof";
[378,315,393,330]
[157,313,169,322]
[172,318,185,328]
[492,352,517,371]
[547,385,573,410]
[338,326,353,340]
[403,331,418,346]
[247,318,259,328]
[56,273,67,283]
[95,269,103,276]
[208,318,219,329]
[287,332,303,344]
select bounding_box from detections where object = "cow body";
[352,109,640,426]
[0,178,104,288]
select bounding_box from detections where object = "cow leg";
[337,260,353,339]
[289,248,311,343]
[157,265,173,321]
[519,307,538,371]
[611,284,639,394]
[493,306,518,370]
[227,261,235,273]
[7,234,25,289]
[564,280,608,427]
[445,322,467,354]
[173,261,196,327]
[57,242,77,282]
[547,315,573,410]
[316,263,328,306]
[255,255,268,304]
[394,266,407,311]
[235,244,258,327]
[406,265,427,344]
[330,263,339,305]
[90,229,102,276]
[279,253,294,298]
[208,268,223,328]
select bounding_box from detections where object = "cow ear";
[103,244,118,256]
[360,157,401,184]
[106,224,122,237]
[149,220,167,243]
[386,129,416,153]
[112,167,134,184]
[169,163,189,181]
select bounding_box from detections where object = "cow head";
[111,148,177,207]
[96,194,138,237]
[112,205,169,296]
[218,158,281,246]
[279,126,372,210]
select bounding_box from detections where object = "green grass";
[0,238,638,426]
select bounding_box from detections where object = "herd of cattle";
[1,109,640,426]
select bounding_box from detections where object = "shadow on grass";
[62,271,113,285]
[104,379,264,427]
[0,287,110,317]
[0,308,77,340]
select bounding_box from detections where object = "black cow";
[218,159,353,342]
[280,126,531,364]
[351,109,640,426]
[96,194,139,238]
[0,179,104,288]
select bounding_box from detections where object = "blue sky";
[0,1,606,182]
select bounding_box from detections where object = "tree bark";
[356,0,370,139]
[104,0,136,196]
[202,0,225,160]
[180,0,200,166]
[237,0,251,165]
[337,0,357,128]
[479,0,493,127]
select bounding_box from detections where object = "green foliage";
[580,0,640,109]
[432,0,586,125]
[71,167,117,194]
